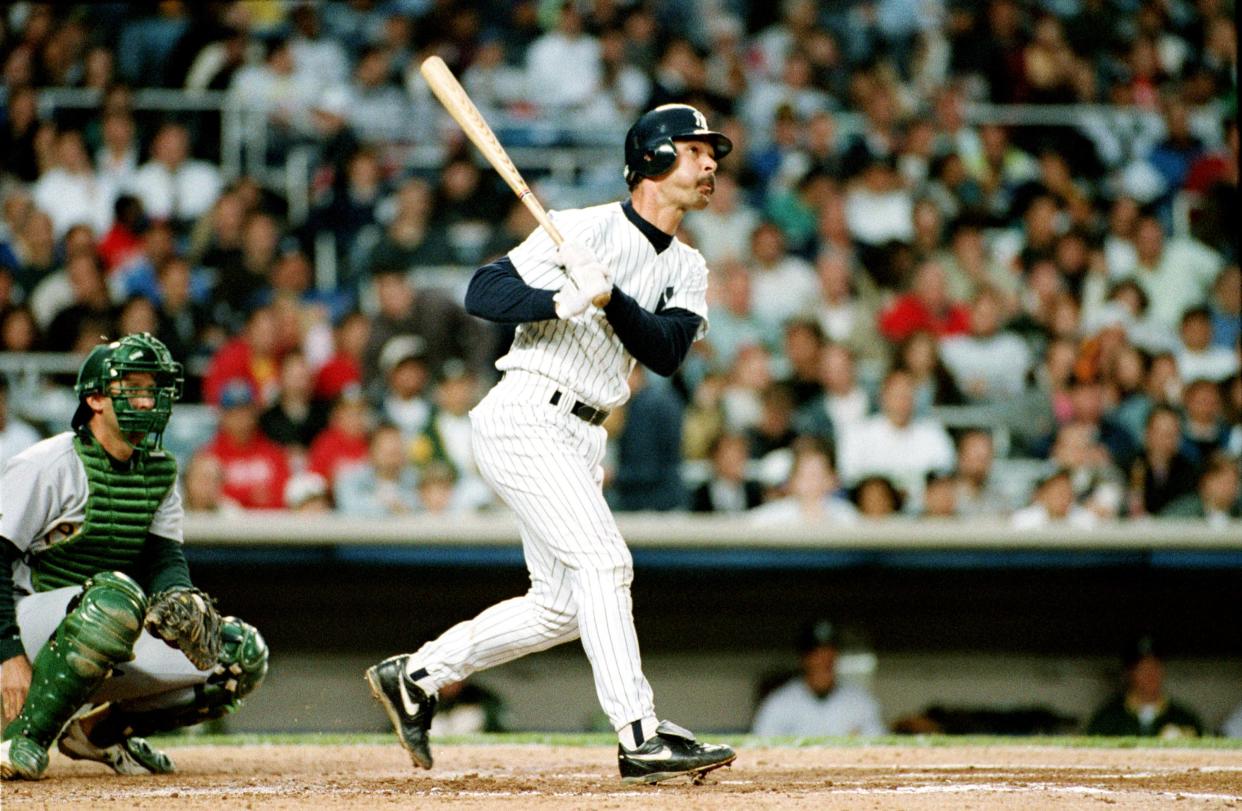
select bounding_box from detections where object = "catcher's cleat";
[366,655,438,769]
[618,720,736,785]
[0,735,50,780]
[57,711,175,776]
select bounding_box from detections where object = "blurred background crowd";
[0,0,1237,523]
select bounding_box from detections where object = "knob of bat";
[592,291,612,308]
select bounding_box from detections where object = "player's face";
[97,371,158,447]
[662,139,718,211]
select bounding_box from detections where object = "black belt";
[549,390,610,426]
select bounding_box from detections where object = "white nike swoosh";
[398,678,422,718]
[626,745,673,762]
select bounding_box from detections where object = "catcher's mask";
[73,332,184,448]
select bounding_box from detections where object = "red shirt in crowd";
[314,353,363,401]
[202,432,291,510]
[204,338,281,406]
[306,424,368,485]
[878,295,971,342]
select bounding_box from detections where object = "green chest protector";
[30,437,179,592]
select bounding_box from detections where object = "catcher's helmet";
[623,104,732,185]
[73,332,184,444]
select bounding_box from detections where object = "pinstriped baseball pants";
[407,370,656,730]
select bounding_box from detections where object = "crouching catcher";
[0,333,268,780]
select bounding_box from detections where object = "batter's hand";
[554,263,611,320]
[1,653,32,725]
[558,240,614,284]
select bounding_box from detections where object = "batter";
[367,104,736,785]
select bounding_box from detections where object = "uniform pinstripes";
[405,201,709,733]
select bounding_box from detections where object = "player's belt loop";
[549,391,610,426]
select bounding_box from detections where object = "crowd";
[0,1,1237,522]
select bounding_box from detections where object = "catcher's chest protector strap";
[31,438,177,591]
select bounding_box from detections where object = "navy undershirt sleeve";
[602,287,702,377]
[464,256,557,324]
[0,537,24,662]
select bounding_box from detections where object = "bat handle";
[592,291,612,308]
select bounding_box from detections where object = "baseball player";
[367,104,737,784]
[0,333,268,780]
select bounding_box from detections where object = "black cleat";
[366,655,438,769]
[618,720,736,785]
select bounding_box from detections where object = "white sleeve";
[149,470,184,543]
[856,693,887,736]
[750,693,788,736]
[0,452,60,551]
[665,255,710,340]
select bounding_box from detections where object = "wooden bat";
[419,55,611,307]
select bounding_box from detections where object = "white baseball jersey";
[499,203,710,410]
[402,200,709,739]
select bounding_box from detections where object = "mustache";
[698,174,716,191]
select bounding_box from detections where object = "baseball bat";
[419,55,611,307]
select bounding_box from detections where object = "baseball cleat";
[58,713,175,775]
[617,720,736,785]
[366,655,438,769]
[1,735,50,780]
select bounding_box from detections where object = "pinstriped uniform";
[406,202,709,731]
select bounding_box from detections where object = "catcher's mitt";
[144,587,222,669]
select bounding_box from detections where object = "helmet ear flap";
[642,139,678,177]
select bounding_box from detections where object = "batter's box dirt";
[2,743,1241,809]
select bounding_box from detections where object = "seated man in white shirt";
[836,368,955,506]
[752,619,885,737]
[129,122,222,226]
[939,286,1032,401]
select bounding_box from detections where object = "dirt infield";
[3,743,1241,809]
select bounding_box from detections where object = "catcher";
[0,333,268,780]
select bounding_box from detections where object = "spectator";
[1116,214,1222,331]
[1162,454,1242,526]
[284,470,332,513]
[341,45,410,145]
[895,330,966,415]
[31,128,112,238]
[0,375,41,467]
[1181,378,1230,467]
[878,260,970,342]
[180,451,242,515]
[752,619,885,737]
[1175,307,1238,384]
[315,310,370,403]
[97,194,145,273]
[809,250,885,366]
[702,262,768,370]
[260,349,330,454]
[129,122,222,227]
[525,2,601,112]
[683,172,760,266]
[203,304,283,406]
[778,318,825,408]
[844,155,914,248]
[744,383,800,461]
[1126,405,1199,517]
[335,422,419,517]
[214,210,282,319]
[307,387,371,486]
[412,360,492,511]
[201,379,290,510]
[28,222,97,329]
[417,460,465,516]
[610,368,687,512]
[154,255,216,364]
[746,222,819,341]
[954,429,1010,519]
[1207,265,1240,350]
[288,3,349,88]
[796,343,870,447]
[921,471,958,518]
[94,110,139,201]
[690,432,764,513]
[837,368,955,503]
[938,219,1020,311]
[376,333,433,438]
[850,475,906,519]
[429,678,509,735]
[43,254,115,352]
[0,85,43,182]
[940,287,1033,401]
[1086,636,1204,737]
[750,441,859,526]
[1,304,42,352]
[1010,468,1097,529]
[363,267,491,382]
[366,177,455,274]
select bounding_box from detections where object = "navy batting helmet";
[623,104,732,185]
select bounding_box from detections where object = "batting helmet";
[623,104,732,185]
[72,332,184,444]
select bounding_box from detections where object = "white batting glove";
[557,240,614,284]
[554,262,612,320]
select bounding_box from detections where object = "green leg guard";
[1,572,146,780]
[88,617,268,744]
